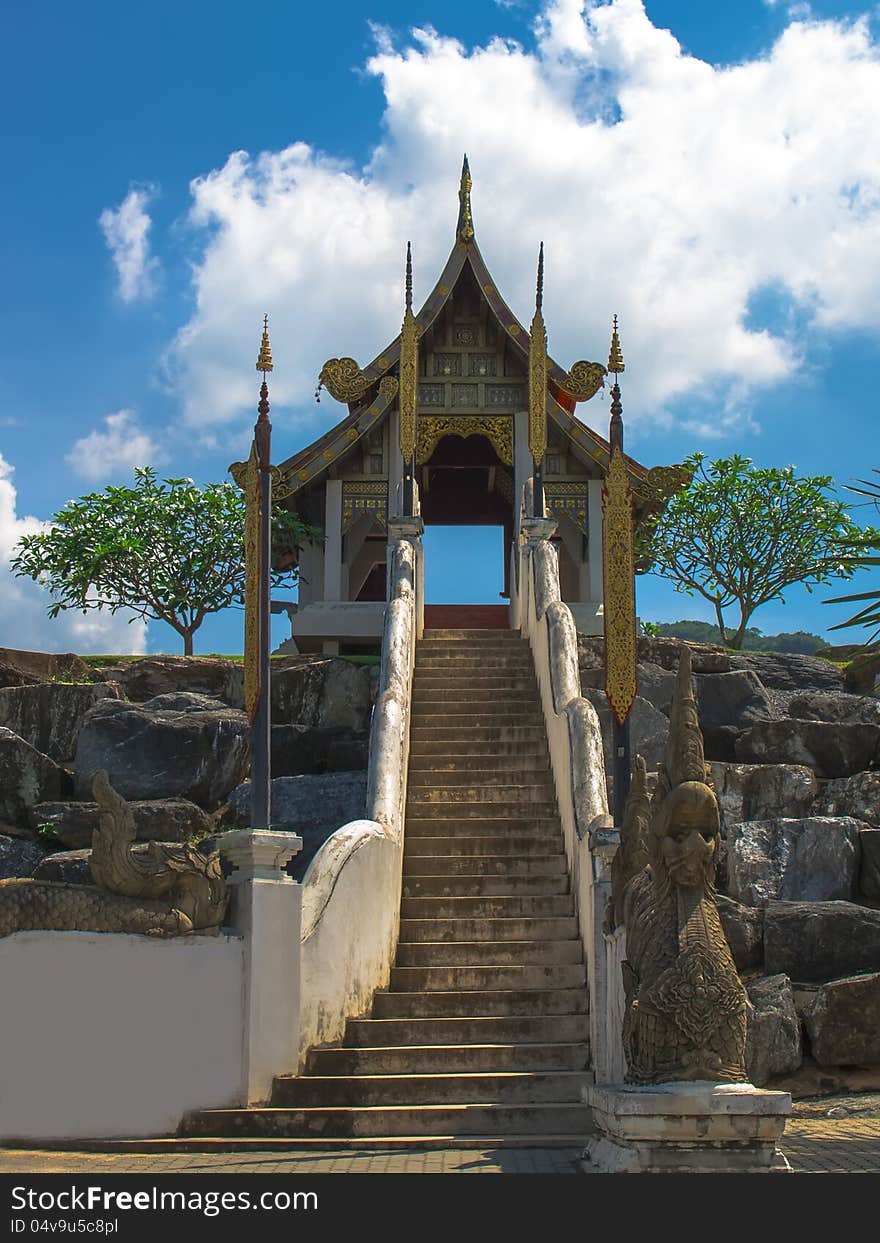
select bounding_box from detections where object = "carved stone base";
[582,1082,792,1174]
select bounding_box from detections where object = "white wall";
[0,931,244,1141]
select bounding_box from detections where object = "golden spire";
[399,242,418,465]
[528,242,548,467]
[457,154,475,243]
[256,313,273,375]
[608,314,625,375]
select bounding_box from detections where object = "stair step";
[414,674,534,686]
[271,1071,591,1108]
[402,874,569,897]
[421,631,523,641]
[408,771,555,789]
[373,988,587,1019]
[410,726,547,743]
[345,1013,590,1047]
[305,1042,591,1076]
[181,1103,593,1140]
[408,756,549,773]
[409,713,545,727]
[400,895,574,920]
[409,741,549,759]
[399,916,580,942]
[404,835,563,857]
[406,795,560,812]
[412,691,537,705]
[403,854,567,877]
[389,963,585,992]
[394,940,583,967]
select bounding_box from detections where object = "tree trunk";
[183,631,194,656]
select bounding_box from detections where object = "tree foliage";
[644,453,878,650]
[825,469,880,647]
[11,467,319,654]
[647,619,829,654]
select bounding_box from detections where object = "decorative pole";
[399,242,418,517]
[231,317,274,832]
[529,243,548,518]
[602,316,637,827]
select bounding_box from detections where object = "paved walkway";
[3,1096,879,1175]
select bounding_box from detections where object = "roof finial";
[405,240,413,312]
[256,313,273,376]
[608,313,625,375]
[457,154,475,243]
[536,242,544,314]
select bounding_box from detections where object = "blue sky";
[2,0,880,654]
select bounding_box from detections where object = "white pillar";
[324,479,343,602]
[388,406,404,519]
[587,479,604,603]
[223,829,304,1106]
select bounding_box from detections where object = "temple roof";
[277,157,652,499]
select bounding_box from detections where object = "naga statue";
[616,649,748,1084]
[0,770,228,938]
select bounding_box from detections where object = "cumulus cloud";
[66,409,164,483]
[0,454,147,655]
[99,187,160,302]
[166,0,880,438]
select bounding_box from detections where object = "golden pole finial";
[256,313,274,375]
[405,240,413,312]
[608,314,625,375]
[536,240,544,314]
[457,153,475,243]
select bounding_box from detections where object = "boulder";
[29,798,213,850]
[787,690,880,726]
[581,690,669,782]
[813,771,880,824]
[745,974,803,1086]
[118,656,243,707]
[271,658,373,731]
[728,817,862,906]
[0,835,44,879]
[227,771,367,880]
[734,718,880,777]
[0,661,42,689]
[859,829,880,899]
[708,763,817,835]
[0,682,124,763]
[0,647,91,685]
[764,900,880,982]
[74,694,250,807]
[0,727,64,825]
[697,670,774,736]
[805,973,880,1066]
[271,725,370,776]
[32,848,92,884]
[716,894,764,971]
[729,650,845,693]
[578,634,732,675]
[580,662,676,716]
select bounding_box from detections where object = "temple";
[274,157,668,654]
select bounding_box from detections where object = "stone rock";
[579,634,732,675]
[728,817,862,906]
[227,771,367,880]
[805,973,880,1066]
[74,695,250,807]
[580,662,676,717]
[0,682,124,763]
[0,661,41,689]
[696,671,774,760]
[0,835,44,879]
[859,829,880,899]
[716,894,764,971]
[734,718,880,778]
[271,658,373,731]
[745,974,803,1086]
[271,725,369,776]
[32,848,93,884]
[729,650,845,693]
[0,727,64,825]
[813,771,880,824]
[118,656,244,707]
[29,798,213,850]
[0,647,91,685]
[764,900,880,982]
[581,690,669,781]
[787,690,880,726]
[709,763,818,836]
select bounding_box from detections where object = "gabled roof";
[277,157,649,496]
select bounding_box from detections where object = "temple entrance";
[419,432,514,628]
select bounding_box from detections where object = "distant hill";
[648,620,830,655]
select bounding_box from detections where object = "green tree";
[826,469,880,646]
[11,467,318,655]
[644,453,877,650]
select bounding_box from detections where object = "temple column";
[324,480,344,602]
[388,406,404,519]
[514,410,531,523]
[587,478,604,603]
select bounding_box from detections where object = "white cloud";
[66,409,164,483]
[0,454,147,655]
[99,187,160,303]
[166,0,880,438]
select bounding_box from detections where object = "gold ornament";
[602,444,637,726]
[230,441,262,724]
[319,357,372,404]
[558,359,606,402]
[416,415,513,465]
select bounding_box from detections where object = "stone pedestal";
[222,829,304,1105]
[582,1081,792,1173]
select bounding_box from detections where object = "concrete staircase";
[181,629,593,1148]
